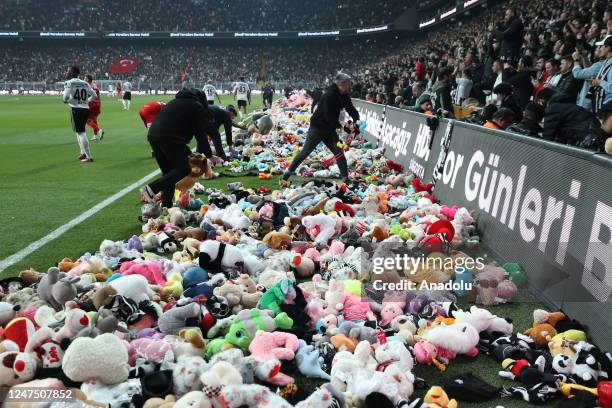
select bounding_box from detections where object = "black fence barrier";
[353,99,612,350]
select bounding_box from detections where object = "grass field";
[0,93,276,276]
[0,93,548,407]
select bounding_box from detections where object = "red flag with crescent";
[107,57,139,74]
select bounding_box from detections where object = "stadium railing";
[352,99,612,350]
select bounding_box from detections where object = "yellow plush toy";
[424,386,458,408]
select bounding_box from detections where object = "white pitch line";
[0,169,161,273]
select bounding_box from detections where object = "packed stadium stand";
[1,0,612,151]
[0,0,407,31]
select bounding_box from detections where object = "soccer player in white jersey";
[108,84,115,97]
[62,66,97,162]
[122,80,133,110]
[203,80,221,105]
[232,76,250,117]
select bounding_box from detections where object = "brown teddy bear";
[213,282,245,314]
[303,199,329,216]
[216,229,242,245]
[262,231,292,250]
[91,286,118,310]
[58,258,76,272]
[176,153,212,192]
[18,268,44,286]
[524,309,566,347]
[173,227,206,242]
[235,274,262,308]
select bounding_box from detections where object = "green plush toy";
[207,308,293,357]
[390,224,413,241]
[257,279,293,315]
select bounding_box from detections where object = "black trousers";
[205,130,228,161]
[148,140,191,207]
[285,127,348,180]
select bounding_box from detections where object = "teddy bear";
[213,281,245,314]
[389,315,417,345]
[176,153,211,192]
[198,240,245,277]
[158,302,214,336]
[119,260,166,286]
[109,274,155,304]
[524,309,566,347]
[422,321,480,357]
[0,302,20,326]
[62,333,130,385]
[173,227,206,242]
[0,348,38,386]
[262,231,292,250]
[248,330,299,385]
[289,254,315,278]
[302,214,337,245]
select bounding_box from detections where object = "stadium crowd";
[1,0,611,152]
[351,0,612,152]
[0,0,404,31]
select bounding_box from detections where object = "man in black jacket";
[140,89,219,207]
[280,73,359,186]
[536,87,599,146]
[207,104,246,162]
[432,67,454,117]
[554,54,582,103]
[495,9,524,62]
[493,82,523,122]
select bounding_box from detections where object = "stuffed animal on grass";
[424,386,457,408]
[37,267,82,311]
[199,240,245,277]
[524,309,566,347]
[62,333,129,385]
[207,309,293,355]
[176,153,212,192]
[296,339,331,380]
[302,214,337,245]
[248,330,299,385]
[262,231,292,250]
[257,279,295,315]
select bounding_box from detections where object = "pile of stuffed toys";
[0,93,610,408]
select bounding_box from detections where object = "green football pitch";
[0,93,280,277]
[0,93,548,408]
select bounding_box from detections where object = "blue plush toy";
[295,340,331,380]
[182,267,226,298]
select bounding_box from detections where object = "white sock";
[75,133,85,155]
[78,132,91,158]
[122,100,127,109]
[126,100,131,110]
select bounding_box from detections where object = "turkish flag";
[107,57,139,74]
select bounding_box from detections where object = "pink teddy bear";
[379,301,406,327]
[248,330,299,385]
[342,293,376,321]
[119,260,166,286]
[439,205,459,219]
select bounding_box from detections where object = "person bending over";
[207,104,247,162]
[280,73,359,187]
[140,89,219,208]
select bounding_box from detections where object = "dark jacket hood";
[176,88,207,105]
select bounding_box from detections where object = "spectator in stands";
[483,107,515,130]
[554,54,582,102]
[394,96,407,109]
[507,55,536,109]
[398,78,412,101]
[494,8,524,62]
[537,87,600,146]
[415,57,426,81]
[411,94,434,115]
[432,67,454,117]
[573,35,612,114]
[532,56,551,99]
[493,82,522,122]
[544,59,562,87]
[409,82,425,106]
[455,70,473,105]
[588,35,612,115]
[507,102,545,137]
[581,101,612,151]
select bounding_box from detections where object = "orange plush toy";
[176,153,212,192]
[524,309,566,347]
